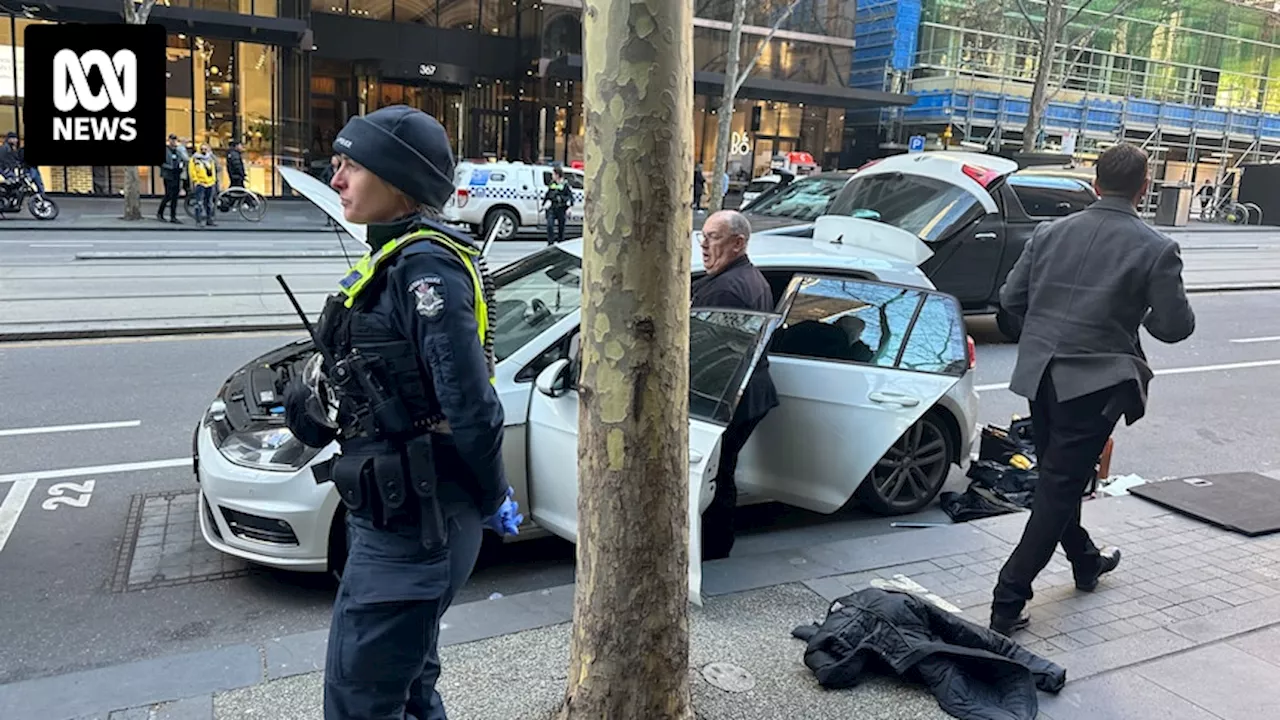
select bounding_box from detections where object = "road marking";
[0,479,37,554]
[976,357,1280,393]
[27,242,93,248]
[0,420,141,438]
[0,458,189,486]
[1230,335,1280,344]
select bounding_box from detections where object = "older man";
[990,143,1195,636]
[692,210,779,559]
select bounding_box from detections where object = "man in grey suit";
[990,143,1196,636]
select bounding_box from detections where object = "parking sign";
[908,135,926,153]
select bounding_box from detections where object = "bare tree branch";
[1013,0,1044,42]
[734,0,803,93]
[1061,0,1141,53]
[1061,0,1100,31]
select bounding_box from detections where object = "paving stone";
[1228,626,1280,667]
[1138,643,1280,720]
[1065,627,1107,647]
[153,696,214,720]
[1046,628,1195,681]
[800,577,852,603]
[1126,615,1161,632]
[1168,592,1280,644]
[107,708,150,720]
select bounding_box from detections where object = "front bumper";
[195,424,340,573]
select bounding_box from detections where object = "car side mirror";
[535,358,573,398]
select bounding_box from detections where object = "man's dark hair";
[1095,143,1149,198]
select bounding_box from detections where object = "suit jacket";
[1000,195,1195,424]
[691,255,779,422]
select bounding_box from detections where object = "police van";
[443,161,585,240]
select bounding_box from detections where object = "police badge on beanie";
[333,105,456,210]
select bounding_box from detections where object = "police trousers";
[324,500,483,720]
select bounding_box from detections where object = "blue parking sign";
[908,135,926,153]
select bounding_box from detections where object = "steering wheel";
[525,298,551,326]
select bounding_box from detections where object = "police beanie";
[334,105,456,209]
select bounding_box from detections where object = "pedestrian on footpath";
[188,144,218,227]
[281,105,522,720]
[989,142,1196,636]
[691,209,779,560]
[157,134,184,224]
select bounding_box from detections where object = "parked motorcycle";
[0,166,59,220]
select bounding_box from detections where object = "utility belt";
[322,435,445,548]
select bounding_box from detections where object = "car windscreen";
[490,247,583,362]
[744,180,776,194]
[827,172,988,243]
[745,175,848,221]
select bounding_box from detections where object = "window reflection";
[774,279,920,367]
[898,294,967,376]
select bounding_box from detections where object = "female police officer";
[282,105,522,720]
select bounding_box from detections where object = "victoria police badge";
[408,276,445,319]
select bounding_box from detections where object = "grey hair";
[718,210,753,243]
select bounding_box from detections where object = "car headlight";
[217,426,322,473]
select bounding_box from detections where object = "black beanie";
[334,105,456,209]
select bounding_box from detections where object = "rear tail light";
[455,187,470,208]
[967,335,977,370]
[961,164,1001,188]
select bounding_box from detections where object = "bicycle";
[185,184,268,223]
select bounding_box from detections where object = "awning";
[545,54,914,111]
[34,0,311,48]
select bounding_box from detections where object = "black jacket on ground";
[691,255,778,422]
[792,588,1066,720]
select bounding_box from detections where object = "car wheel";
[327,507,348,582]
[483,208,519,240]
[995,306,1022,343]
[856,413,954,515]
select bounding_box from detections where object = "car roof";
[855,151,1018,213]
[457,161,582,173]
[555,231,931,290]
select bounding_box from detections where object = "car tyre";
[856,412,954,515]
[483,207,520,240]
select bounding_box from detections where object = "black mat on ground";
[1129,472,1280,537]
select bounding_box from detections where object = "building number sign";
[731,131,751,156]
[418,64,438,77]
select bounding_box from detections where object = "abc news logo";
[24,24,164,167]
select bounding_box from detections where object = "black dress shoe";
[1075,546,1122,591]
[990,611,1030,636]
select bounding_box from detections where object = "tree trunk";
[121,0,156,220]
[708,0,746,213]
[557,0,694,717]
[1022,0,1063,153]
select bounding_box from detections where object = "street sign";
[908,135,926,153]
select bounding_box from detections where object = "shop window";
[312,0,347,15]
[238,42,278,196]
[437,0,478,29]
[396,0,437,24]
[480,0,516,36]
[349,0,393,20]
[194,37,236,153]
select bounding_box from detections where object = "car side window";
[541,171,553,186]
[772,277,920,367]
[772,275,967,377]
[897,293,968,376]
[490,172,506,182]
[690,309,774,424]
[564,172,584,190]
[1009,176,1094,218]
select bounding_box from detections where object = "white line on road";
[0,479,36,554]
[976,357,1280,393]
[1230,335,1280,344]
[0,458,190,486]
[0,420,142,438]
[27,243,94,248]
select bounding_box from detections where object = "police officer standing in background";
[282,105,523,720]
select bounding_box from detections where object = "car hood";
[280,166,367,246]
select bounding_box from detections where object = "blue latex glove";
[483,487,524,536]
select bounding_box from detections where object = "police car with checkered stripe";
[442,161,585,240]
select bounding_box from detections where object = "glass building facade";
[0,6,308,196]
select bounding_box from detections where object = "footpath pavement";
[0,196,332,233]
[7,473,1280,720]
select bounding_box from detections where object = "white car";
[442,161,584,240]
[194,191,979,594]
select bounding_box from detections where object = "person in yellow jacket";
[188,143,219,227]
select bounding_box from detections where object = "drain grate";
[109,490,256,593]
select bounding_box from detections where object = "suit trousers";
[324,500,482,720]
[158,175,181,219]
[992,374,1120,619]
[701,409,768,560]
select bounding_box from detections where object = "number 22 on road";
[42,480,95,511]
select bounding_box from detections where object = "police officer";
[281,104,523,720]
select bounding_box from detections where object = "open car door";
[524,306,787,605]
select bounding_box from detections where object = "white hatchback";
[194,187,978,598]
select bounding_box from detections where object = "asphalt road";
[1,291,1279,686]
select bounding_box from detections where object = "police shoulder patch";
[407,275,446,319]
